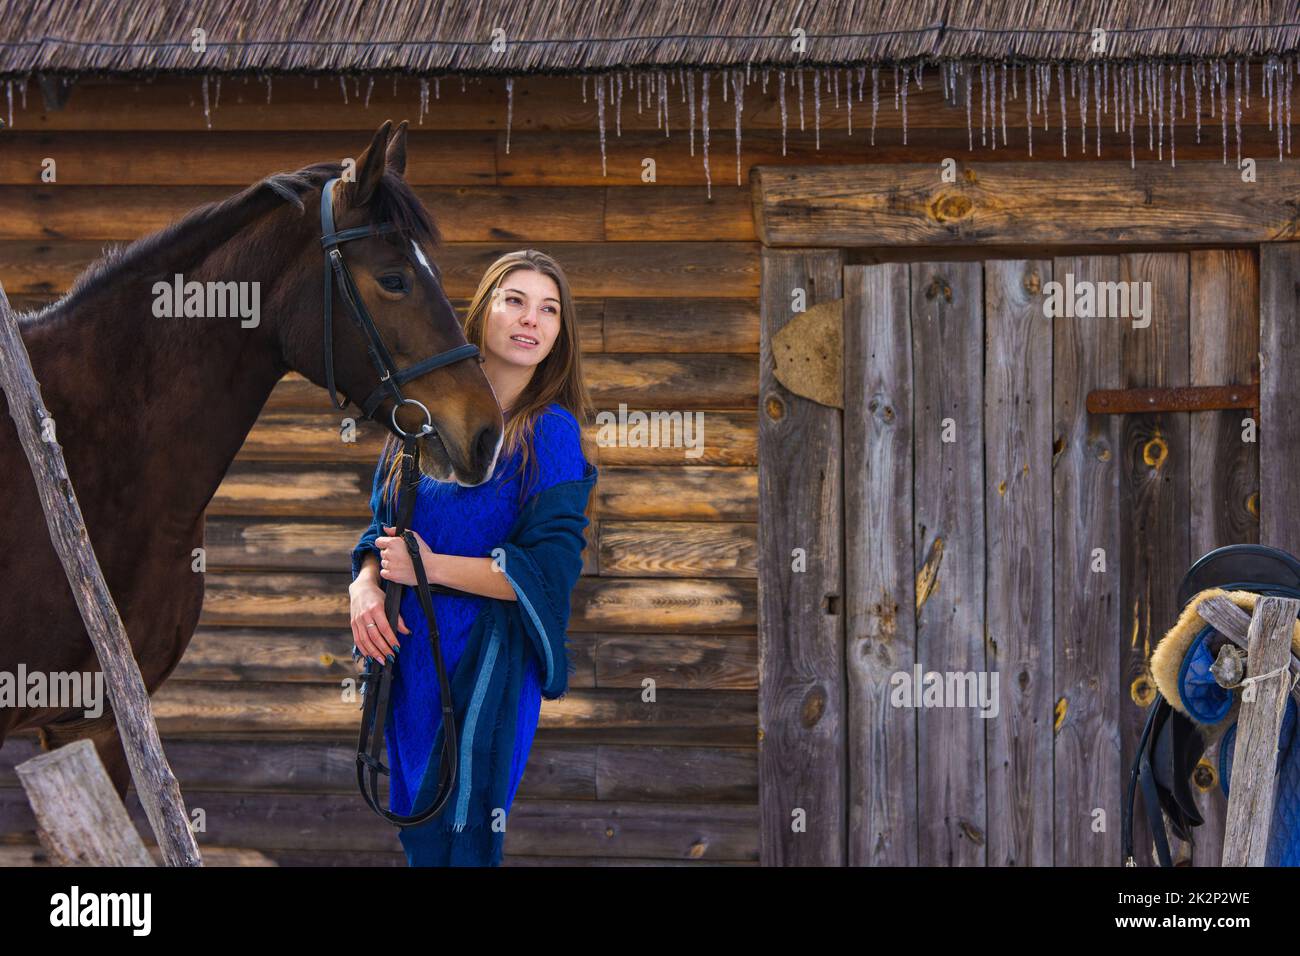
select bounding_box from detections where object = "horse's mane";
[21,161,441,324]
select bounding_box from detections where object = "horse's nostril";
[476,425,498,463]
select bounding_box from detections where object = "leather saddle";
[1124,543,1300,866]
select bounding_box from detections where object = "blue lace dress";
[350,403,588,822]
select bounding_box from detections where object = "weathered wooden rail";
[0,279,200,867]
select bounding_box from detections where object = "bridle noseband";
[319,176,479,439]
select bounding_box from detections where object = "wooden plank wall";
[0,75,781,865]
[835,252,1260,865]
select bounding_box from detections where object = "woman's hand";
[376,526,436,586]
[349,578,409,664]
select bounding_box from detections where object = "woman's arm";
[375,525,518,602]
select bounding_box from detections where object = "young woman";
[348,249,597,866]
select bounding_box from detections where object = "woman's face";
[484,267,562,370]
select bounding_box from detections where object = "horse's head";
[294,121,502,485]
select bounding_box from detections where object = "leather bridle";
[319,175,480,439]
[320,175,473,826]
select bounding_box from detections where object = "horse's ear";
[385,120,409,178]
[353,120,393,207]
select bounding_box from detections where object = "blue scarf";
[396,460,597,866]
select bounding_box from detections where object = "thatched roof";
[3,0,1300,78]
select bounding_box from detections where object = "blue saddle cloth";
[1180,629,1300,866]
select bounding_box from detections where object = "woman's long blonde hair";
[374,249,596,521]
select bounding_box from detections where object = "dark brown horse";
[0,121,503,796]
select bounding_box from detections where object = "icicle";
[832,67,839,110]
[688,70,697,156]
[265,75,273,105]
[1128,64,1135,167]
[1194,59,1202,142]
[859,65,865,102]
[746,62,751,85]
[1078,63,1087,153]
[1268,58,1275,133]
[1180,62,1186,118]
[434,77,440,99]
[722,68,728,103]
[761,67,768,96]
[5,81,11,130]
[1001,62,1008,146]
[847,67,854,135]
[1170,63,1176,167]
[1234,59,1242,167]
[733,70,744,185]
[418,78,429,126]
[18,75,25,110]
[615,72,623,136]
[1279,55,1289,155]
[685,67,691,102]
[1220,58,1229,164]
[1058,62,1066,157]
[661,70,670,136]
[1026,62,1033,156]
[1042,62,1050,131]
[1113,60,1120,132]
[894,63,900,111]
[1157,62,1163,161]
[814,67,821,150]
[871,66,879,145]
[1246,56,1251,108]
[657,71,664,128]
[701,70,712,199]
[980,61,987,147]
[776,68,787,155]
[1094,62,1102,155]
[797,68,805,130]
[340,75,349,105]
[201,75,212,129]
[595,72,607,177]
[965,63,973,150]
[898,64,906,146]
[364,76,374,109]
[636,73,642,114]
[582,75,587,103]
[986,61,994,147]
[214,76,221,111]
[1146,62,1154,154]
[505,77,514,154]
[1277,60,1285,160]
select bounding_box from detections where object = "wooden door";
[842,252,1260,866]
[761,249,1262,865]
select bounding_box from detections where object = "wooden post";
[1220,596,1297,866]
[15,740,155,866]
[0,282,201,867]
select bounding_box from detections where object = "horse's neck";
[22,251,293,532]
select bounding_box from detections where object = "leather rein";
[319,176,476,827]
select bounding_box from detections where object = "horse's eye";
[379,274,409,293]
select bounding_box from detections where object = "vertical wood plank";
[1052,255,1123,866]
[1260,243,1300,556]
[758,247,844,866]
[1189,247,1260,865]
[984,259,1054,866]
[844,263,917,866]
[911,260,986,865]
[1118,251,1191,865]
